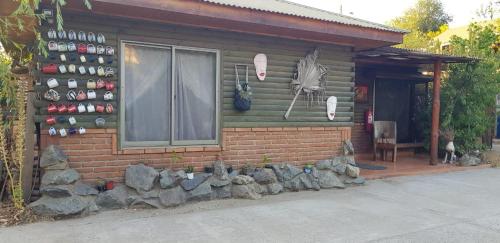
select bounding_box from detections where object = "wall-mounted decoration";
[233,64,252,111]
[284,48,328,120]
[355,84,369,103]
[327,96,337,121]
[253,53,267,81]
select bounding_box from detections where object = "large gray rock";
[345,156,356,166]
[458,154,482,166]
[316,160,333,170]
[232,175,255,185]
[344,176,366,185]
[137,186,161,199]
[343,139,355,155]
[29,195,88,217]
[180,173,211,191]
[159,170,178,189]
[45,162,69,171]
[96,185,129,209]
[211,185,232,199]
[283,173,320,191]
[74,181,98,196]
[300,174,321,191]
[266,183,284,195]
[41,169,80,186]
[318,170,345,189]
[175,170,187,179]
[331,157,347,174]
[40,145,68,169]
[346,164,360,178]
[232,183,261,200]
[159,186,186,207]
[269,164,302,182]
[240,164,256,176]
[186,180,212,201]
[213,160,229,180]
[40,185,73,198]
[129,198,163,209]
[125,164,159,192]
[252,169,277,185]
[211,160,231,187]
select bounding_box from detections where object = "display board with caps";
[34,22,119,137]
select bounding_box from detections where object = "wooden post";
[430,60,442,165]
[23,84,35,203]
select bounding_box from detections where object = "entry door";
[374,79,411,143]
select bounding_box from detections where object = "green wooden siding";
[35,14,354,129]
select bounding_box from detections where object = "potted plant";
[185,165,194,180]
[96,178,106,192]
[303,163,313,174]
[226,165,233,174]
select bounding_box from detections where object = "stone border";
[30,145,364,217]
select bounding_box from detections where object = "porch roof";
[356,47,478,65]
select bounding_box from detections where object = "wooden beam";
[430,60,442,165]
[22,90,36,203]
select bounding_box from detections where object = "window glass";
[174,50,217,141]
[121,42,218,147]
[123,44,171,142]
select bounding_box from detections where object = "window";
[121,41,219,147]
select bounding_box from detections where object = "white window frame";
[120,40,220,148]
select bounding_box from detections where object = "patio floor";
[356,153,491,180]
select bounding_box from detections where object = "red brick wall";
[40,127,351,182]
[352,123,372,153]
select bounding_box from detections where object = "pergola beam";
[430,59,442,165]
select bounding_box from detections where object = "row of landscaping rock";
[30,145,364,218]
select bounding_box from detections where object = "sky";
[288,0,493,27]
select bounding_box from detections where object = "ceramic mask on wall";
[253,53,267,81]
[327,96,337,121]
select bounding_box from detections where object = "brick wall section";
[351,123,372,153]
[40,127,351,182]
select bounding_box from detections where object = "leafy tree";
[0,0,90,210]
[476,1,500,20]
[389,0,452,50]
[440,22,500,154]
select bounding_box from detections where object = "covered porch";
[353,47,476,167]
[355,153,491,179]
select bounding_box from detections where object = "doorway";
[374,79,412,143]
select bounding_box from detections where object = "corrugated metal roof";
[202,0,407,33]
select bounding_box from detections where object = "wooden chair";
[373,121,398,162]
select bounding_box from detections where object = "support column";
[430,60,442,165]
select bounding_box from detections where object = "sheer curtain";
[175,50,216,141]
[124,44,171,142]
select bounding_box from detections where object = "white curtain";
[124,44,171,142]
[175,50,216,141]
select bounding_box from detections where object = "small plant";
[185,165,194,174]
[261,155,272,167]
[303,163,314,174]
[185,165,194,180]
[170,151,183,170]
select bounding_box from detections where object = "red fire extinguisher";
[365,108,373,133]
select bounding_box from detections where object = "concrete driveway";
[2,168,500,243]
